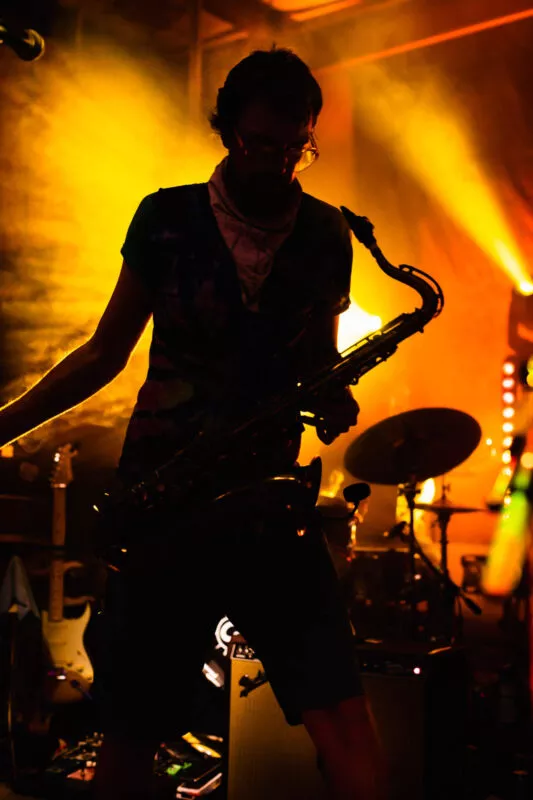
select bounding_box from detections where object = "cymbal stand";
[432,480,483,639]
[431,507,459,640]
[426,525,484,644]
[399,483,482,642]
[435,507,451,582]
[436,476,452,580]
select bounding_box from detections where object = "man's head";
[210,48,322,215]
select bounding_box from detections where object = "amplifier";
[227,639,468,800]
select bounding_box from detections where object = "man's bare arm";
[0,261,152,446]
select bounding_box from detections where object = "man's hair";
[210,47,322,142]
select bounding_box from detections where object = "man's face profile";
[227,99,313,214]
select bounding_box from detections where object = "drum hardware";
[412,479,484,632]
[414,500,485,513]
[406,491,483,633]
[344,408,483,641]
[343,483,370,554]
[318,483,371,565]
[413,498,486,581]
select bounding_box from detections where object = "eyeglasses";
[233,129,320,174]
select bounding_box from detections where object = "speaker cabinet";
[227,642,327,800]
[227,640,467,800]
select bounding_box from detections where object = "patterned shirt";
[117,181,353,491]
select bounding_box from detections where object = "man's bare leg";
[302,695,388,800]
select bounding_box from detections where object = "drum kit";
[328,406,487,643]
[0,406,487,649]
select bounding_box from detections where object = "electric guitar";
[41,444,94,703]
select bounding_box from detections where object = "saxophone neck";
[340,205,444,324]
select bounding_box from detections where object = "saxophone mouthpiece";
[340,206,376,249]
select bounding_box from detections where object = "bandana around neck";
[207,157,302,311]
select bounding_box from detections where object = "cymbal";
[344,408,482,485]
[414,501,485,514]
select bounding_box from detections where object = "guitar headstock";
[51,443,77,489]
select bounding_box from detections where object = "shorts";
[96,502,364,739]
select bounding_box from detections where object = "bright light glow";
[502,378,515,389]
[521,452,533,470]
[485,465,531,595]
[322,468,345,498]
[495,242,533,295]
[1,42,219,430]
[503,436,513,449]
[351,68,530,293]
[397,477,435,523]
[503,467,512,477]
[337,298,381,353]
[503,362,516,376]
[502,450,512,464]
[518,280,533,296]
[502,392,515,405]
[419,479,436,504]
[503,408,515,419]
[503,422,514,433]
[413,667,421,675]
[485,438,493,446]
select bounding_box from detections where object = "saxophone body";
[108,207,444,524]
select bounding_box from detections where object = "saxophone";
[109,207,444,523]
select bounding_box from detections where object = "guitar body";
[41,604,93,703]
[43,443,95,704]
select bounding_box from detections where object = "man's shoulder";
[144,182,208,205]
[301,192,347,230]
[136,183,209,226]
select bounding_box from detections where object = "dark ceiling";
[2,0,532,71]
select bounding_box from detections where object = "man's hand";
[303,386,359,445]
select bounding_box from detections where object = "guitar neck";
[49,487,66,621]
[52,488,66,547]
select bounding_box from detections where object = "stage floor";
[0,788,41,800]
